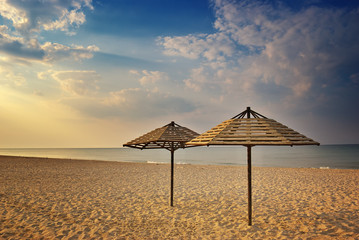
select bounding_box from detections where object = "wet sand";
[0,155,358,239]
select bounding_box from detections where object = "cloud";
[53,68,194,119]
[159,35,208,59]
[42,9,86,35]
[0,64,26,86]
[0,0,93,35]
[0,1,98,64]
[0,0,27,29]
[39,70,100,96]
[103,88,195,118]
[0,25,98,63]
[159,0,359,101]
[42,42,99,62]
[130,69,169,86]
[159,33,234,62]
[184,67,210,92]
[0,25,44,60]
[0,36,45,61]
[60,88,196,119]
[32,90,44,96]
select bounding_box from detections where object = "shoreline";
[1,154,357,170]
[1,155,358,239]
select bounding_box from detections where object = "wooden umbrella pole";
[247,145,252,226]
[170,147,174,207]
[246,107,252,226]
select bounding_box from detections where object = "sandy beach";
[0,155,358,239]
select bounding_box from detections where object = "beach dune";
[0,155,358,239]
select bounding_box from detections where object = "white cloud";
[159,35,208,59]
[0,28,98,63]
[41,70,100,96]
[184,78,201,92]
[159,0,359,101]
[0,1,98,64]
[42,9,86,35]
[42,42,99,62]
[0,0,93,35]
[0,0,28,29]
[183,67,208,92]
[159,32,234,62]
[213,0,283,47]
[130,70,169,86]
[129,70,140,75]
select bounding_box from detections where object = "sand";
[0,155,358,239]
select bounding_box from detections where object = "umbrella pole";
[170,148,174,207]
[247,145,252,226]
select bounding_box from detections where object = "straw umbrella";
[187,107,320,225]
[123,121,199,206]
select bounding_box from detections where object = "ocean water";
[0,145,358,169]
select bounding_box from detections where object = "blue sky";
[0,0,358,147]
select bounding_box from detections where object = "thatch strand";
[187,110,319,146]
[123,121,199,151]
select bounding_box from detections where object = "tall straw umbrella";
[187,107,320,225]
[123,121,199,206]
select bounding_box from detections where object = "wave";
[146,161,189,165]
[146,161,167,164]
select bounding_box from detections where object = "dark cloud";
[0,39,45,60]
[159,0,359,143]
[0,1,97,63]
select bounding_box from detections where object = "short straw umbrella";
[123,121,199,206]
[186,107,320,225]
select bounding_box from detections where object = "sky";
[0,0,358,148]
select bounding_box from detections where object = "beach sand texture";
[0,155,358,239]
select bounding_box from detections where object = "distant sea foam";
[0,145,358,169]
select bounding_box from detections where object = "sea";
[0,145,358,169]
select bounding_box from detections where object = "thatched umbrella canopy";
[187,107,320,225]
[123,121,199,206]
